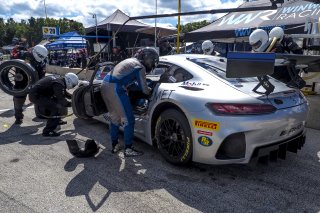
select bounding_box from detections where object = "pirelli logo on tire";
[193,119,220,131]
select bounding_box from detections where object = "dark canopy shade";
[136,26,177,37]
[185,0,320,42]
[86,9,149,33]
[46,31,86,50]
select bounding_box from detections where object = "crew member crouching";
[29,73,79,137]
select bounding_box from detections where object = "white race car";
[72,53,314,165]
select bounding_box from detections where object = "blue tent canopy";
[46,31,86,50]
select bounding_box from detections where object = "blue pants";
[101,82,135,147]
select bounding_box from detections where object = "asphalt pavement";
[0,89,320,213]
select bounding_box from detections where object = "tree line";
[0,17,85,47]
[0,17,209,48]
[179,20,210,34]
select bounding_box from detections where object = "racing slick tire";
[0,60,39,96]
[72,85,92,119]
[155,109,193,165]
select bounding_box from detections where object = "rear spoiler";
[226,52,275,78]
[275,54,320,73]
[226,52,320,78]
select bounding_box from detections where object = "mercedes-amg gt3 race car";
[72,53,311,165]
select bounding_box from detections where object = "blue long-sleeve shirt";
[103,58,150,95]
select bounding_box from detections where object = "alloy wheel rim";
[158,118,186,159]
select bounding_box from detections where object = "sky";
[0,0,243,28]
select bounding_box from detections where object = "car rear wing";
[275,54,320,73]
[226,52,320,78]
[225,52,320,95]
[226,52,276,78]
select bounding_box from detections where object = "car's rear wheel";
[155,109,193,165]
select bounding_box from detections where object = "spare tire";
[72,85,92,119]
[0,60,39,96]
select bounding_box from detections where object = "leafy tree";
[0,17,85,47]
[178,20,210,33]
[0,18,6,47]
[4,18,17,44]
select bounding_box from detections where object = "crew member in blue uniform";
[100,47,159,157]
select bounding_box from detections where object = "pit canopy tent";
[46,31,87,50]
[185,0,320,43]
[86,9,149,33]
[135,26,177,37]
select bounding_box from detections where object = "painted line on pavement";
[0,105,34,112]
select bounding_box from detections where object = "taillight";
[206,103,276,115]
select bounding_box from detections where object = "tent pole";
[113,31,116,48]
[176,0,181,54]
[155,0,157,48]
[134,33,140,50]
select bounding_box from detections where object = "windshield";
[189,57,259,83]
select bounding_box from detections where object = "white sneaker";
[111,144,123,154]
[124,147,143,157]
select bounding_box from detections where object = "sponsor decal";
[193,119,220,131]
[276,3,320,20]
[219,3,320,28]
[218,10,277,27]
[234,25,285,37]
[197,130,213,136]
[181,81,202,87]
[198,136,213,147]
[155,90,175,101]
[218,2,320,38]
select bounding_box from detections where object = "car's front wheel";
[155,109,193,165]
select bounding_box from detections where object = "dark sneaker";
[58,120,67,125]
[42,131,60,137]
[14,119,23,125]
[124,147,143,157]
[111,143,123,154]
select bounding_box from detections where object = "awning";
[185,0,320,42]
[46,31,86,50]
[86,9,149,33]
[136,26,177,37]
